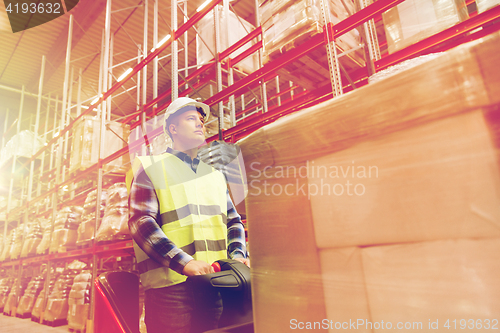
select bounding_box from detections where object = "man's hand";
[182,260,215,276]
[234,258,251,268]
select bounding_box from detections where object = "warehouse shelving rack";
[1,0,500,331]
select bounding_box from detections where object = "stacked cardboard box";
[239,32,500,332]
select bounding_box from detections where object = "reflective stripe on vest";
[131,153,228,289]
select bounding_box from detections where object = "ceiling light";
[117,68,133,82]
[91,94,103,104]
[151,34,171,52]
[196,0,212,12]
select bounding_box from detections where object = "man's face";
[170,110,206,148]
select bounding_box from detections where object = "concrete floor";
[0,313,70,333]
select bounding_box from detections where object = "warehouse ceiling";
[0,0,258,143]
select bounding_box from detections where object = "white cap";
[164,97,211,136]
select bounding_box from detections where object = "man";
[128,97,249,333]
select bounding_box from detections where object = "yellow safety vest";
[130,152,228,289]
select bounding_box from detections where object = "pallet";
[96,237,132,245]
[15,312,31,319]
[68,328,86,333]
[76,241,93,249]
[43,318,68,327]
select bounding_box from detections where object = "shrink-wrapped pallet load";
[239,32,500,332]
[10,224,28,260]
[16,273,45,318]
[383,0,468,54]
[475,0,500,13]
[3,277,30,316]
[43,260,86,326]
[70,116,130,174]
[96,183,130,242]
[76,189,107,246]
[31,269,59,322]
[20,218,45,257]
[36,220,52,255]
[0,130,44,167]
[49,206,84,253]
[0,229,15,261]
[0,277,14,312]
[260,0,363,67]
[196,4,258,74]
[67,271,91,332]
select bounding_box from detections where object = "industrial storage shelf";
[0,240,134,268]
[1,0,500,332]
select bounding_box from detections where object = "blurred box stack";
[76,189,107,247]
[0,130,44,167]
[383,0,468,54]
[259,0,364,90]
[67,271,92,332]
[16,273,45,318]
[240,32,500,332]
[475,0,500,13]
[49,206,84,254]
[196,4,258,74]
[95,183,130,243]
[70,116,130,174]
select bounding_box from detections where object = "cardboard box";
[240,32,500,332]
[363,238,500,332]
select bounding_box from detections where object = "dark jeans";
[144,282,223,333]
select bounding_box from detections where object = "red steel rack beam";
[220,26,262,60]
[9,0,223,194]
[329,0,405,38]
[209,83,333,143]
[376,4,500,71]
[4,2,226,218]
[228,41,263,70]
[203,0,405,108]
[123,27,264,127]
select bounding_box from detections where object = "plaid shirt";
[128,147,247,276]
